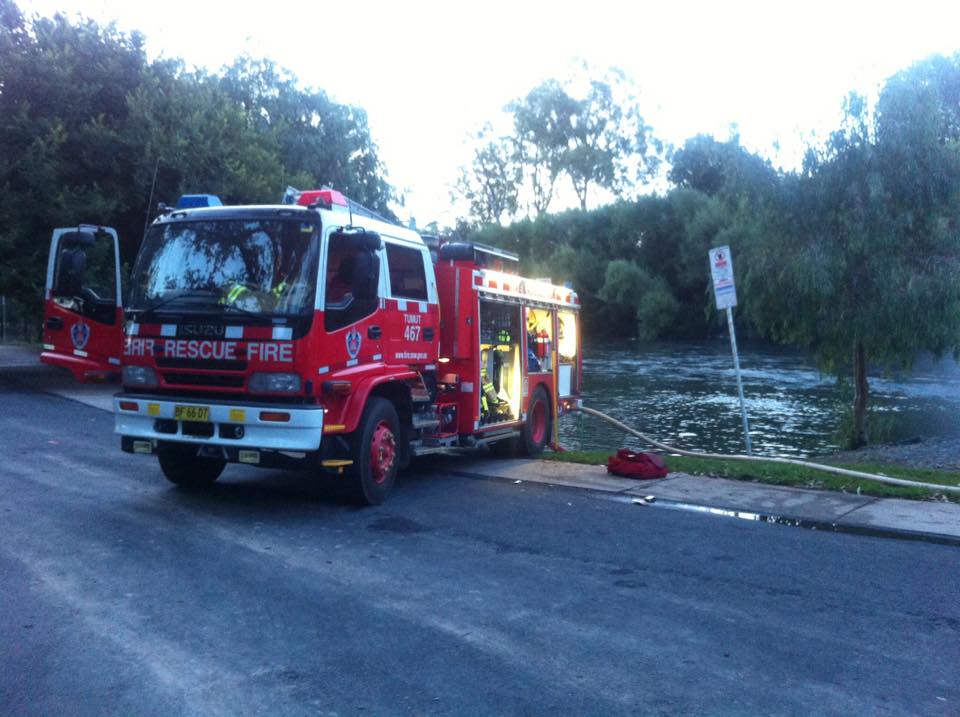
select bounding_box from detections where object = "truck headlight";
[249,372,301,394]
[122,365,159,388]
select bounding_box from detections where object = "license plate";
[174,405,210,422]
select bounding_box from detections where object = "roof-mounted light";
[296,189,349,211]
[175,194,223,209]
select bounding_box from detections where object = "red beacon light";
[296,189,349,211]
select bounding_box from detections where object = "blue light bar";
[176,194,223,209]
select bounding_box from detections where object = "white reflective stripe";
[461,382,474,393]
[272,326,293,340]
[42,343,55,351]
[346,358,359,367]
[318,366,330,375]
[474,421,480,430]
[418,302,427,313]
[73,349,88,358]
[396,299,407,311]
[372,354,382,361]
[225,326,243,339]
[108,357,121,366]
[127,323,140,336]
[160,324,177,337]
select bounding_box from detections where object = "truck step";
[411,414,440,430]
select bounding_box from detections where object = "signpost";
[709,246,752,455]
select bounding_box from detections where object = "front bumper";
[114,393,325,451]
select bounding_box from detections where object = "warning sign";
[709,245,737,310]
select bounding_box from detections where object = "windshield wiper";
[136,289,222,317]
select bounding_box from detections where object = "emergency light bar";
[296,188,396,225]
[176,194,223,209]
[296,189,349,210]
[477,268,580,307]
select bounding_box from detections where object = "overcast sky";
[18,0,960,225]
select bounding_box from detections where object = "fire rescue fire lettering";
[123,338,292,362]
[246,342,293,362]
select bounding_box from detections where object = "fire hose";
[574,404,960,495]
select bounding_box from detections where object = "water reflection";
[559,339,960,457]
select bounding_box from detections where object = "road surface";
[1,369,958,716]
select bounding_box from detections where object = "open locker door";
[40,225,123,382]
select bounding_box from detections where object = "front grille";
[162,372,245,388]
[156,357,247,371]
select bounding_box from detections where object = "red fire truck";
[44,190,582,503]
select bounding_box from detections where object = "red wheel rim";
[531,399,547,445]
[369,420,397,484]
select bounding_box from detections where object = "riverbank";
[544,449,960,503]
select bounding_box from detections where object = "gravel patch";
[822,437,960,472]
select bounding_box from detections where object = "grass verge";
[543,450,960,503]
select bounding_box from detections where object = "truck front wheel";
[349,397,401,505]
[157,442,225,489]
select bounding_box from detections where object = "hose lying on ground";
[575,404,960,496]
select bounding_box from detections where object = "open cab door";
[41,225,123,382]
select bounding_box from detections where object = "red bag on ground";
[606,449,668,479]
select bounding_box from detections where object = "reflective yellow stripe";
[226,284,246,303]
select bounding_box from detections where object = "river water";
[558,339,960,458]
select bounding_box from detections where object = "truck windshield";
[128,218,319,317]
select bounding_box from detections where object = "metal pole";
[725,306,752,455]
[142,156,161,239]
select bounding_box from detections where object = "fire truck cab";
[108,189,581,504]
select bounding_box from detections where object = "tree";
[598,259,679,339]
[220,57,396,218]
[0,2,398,334]
[743,67,960,448]
[454,124,520,225]
[564,69,659,210]
[0,8,151,330]
[507,80,575,217]
[669,133,776,201]
[500,69,662,215]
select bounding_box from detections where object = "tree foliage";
[742,62,960,447]
[457,67,661,223]
[454,124,520,225]
[0,1,394,333]
[470,53,960,446]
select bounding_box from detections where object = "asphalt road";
[1,371,959,716]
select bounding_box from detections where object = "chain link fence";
[0,295,42,343]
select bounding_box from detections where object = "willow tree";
[743,56,960,447]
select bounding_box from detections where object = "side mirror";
[347,231,381,252]
[53,238,95,296]
[351,250,380,301]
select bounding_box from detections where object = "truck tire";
[349,397,401,505]
[520,386,552,456]
[157,442,225,489]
